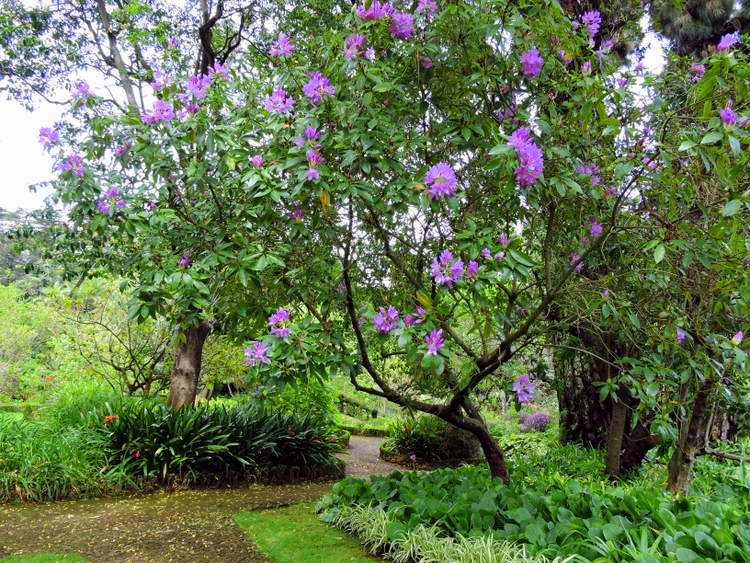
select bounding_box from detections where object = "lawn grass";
[0,555,88,562]
[234,502,375,562]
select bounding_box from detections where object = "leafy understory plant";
[324,503,571,563]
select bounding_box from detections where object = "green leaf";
[653,244,666,264]
[700,131,723,145]
[678,140,697,151]
[721,199,742,217]
[488,144,512,156]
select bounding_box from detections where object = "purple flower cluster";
[720,103,737,125]
[288,208,305,220]
[114,143,131,157]
[466,260,480,279]
[244,341,270,366]
[270,32,295,57]
[179,256,191,267]
[268,308,291,338]
[390,12,414,40]
[185,74,211,99]
[519,412,550,432]
[403,306,426,327]
[717,32,740,52]
[373,306,400,334]
[416,0,437,17]
[39,127,59,147]
[306,149,324,181]
[303,72,335,105]
[355,0,393,20]
[431,250,464,286]
[677,327,687,345]
[576,162,601,185]
[581,60,592,75]
[294,126,321,148]
[344,34,375,61]
[520,47,544,78]
[689,63,705,80]
[589,217,603,238]
[424,329,444,355]
[732,331,745,346]
[96,187,126,214]
[424,162,457,199]
[209,62,228,80]
[142,99,175,124]
[512,374,535,403]
[569,250,584,273]
[249,154,264,168]
[59,154,85,177]
[71,80,92,98]
[508,127,544,186]
[263,87,295,114]
[580,10,601,37]
[150,70,170,91]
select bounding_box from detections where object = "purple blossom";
[166,37,179,48]
[494,251,505,261]
[103,187,119,199]
[559,50,572,65]
[303,72,335,105]
[288,208,305,220]
[355,1,393,20]
[419,55,433,69]
[597,39,614,57]
[270,32,295,57]
[508,127,544,186]
[305,127,321,144]
[389,12,414,40]
[115,198,127,209]
[114,143,131,157]
[373,306,399,334]
[424,162,458,199]
[466,260,480,279]
[59,154,85,177]
[38,127,59,147]
[689,63,705,80]
[717,32,740,52]
[431,250,464,286]
[96,200,111,214]
[71,80,92,98]
[589,217,603,238]
[306,149,324,167]
[732,331,744,346]
[676,327,687,345]
[307,168,321,182]
[581,60,592,74]
[344,34,367,61]
[185,74,211,99]
[520,47,544,78]
[720,103,737,125]
[481,247,492,260]
[244,341,270,366]
[417,0,437,17]
[209,62,228,80]
[268,308,291,338]
[498,233,511,247]
[580,10,601,37]
[179,256,191,267]
[142,99,175,124]
[616,77,629,88]
[263,88,295,114]
[425,329,445,355]
[605,186,618,197]
[519,412,550,432]
[404,306,427,327]
[150,70,170,90]
[364,47,376,61]
[512,374,535,404]
[249,154,264,168]
[569,251,583,272]
[642,155,658,170]
[602,287,610,298]
[145,201,157,211]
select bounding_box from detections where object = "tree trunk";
[450,414,510,482]
[667,378,715,493]
[167,323,211,409]
[606,400,628,478]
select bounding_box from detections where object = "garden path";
[0,437,399,562]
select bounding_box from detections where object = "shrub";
[318,466,750,561]
[387,415,480,464]
[101,401,344,485]
[0,415,131,502]
[519,412,551,432]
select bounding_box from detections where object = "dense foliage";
[319,465,750,561]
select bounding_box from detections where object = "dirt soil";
[0,437,402,562]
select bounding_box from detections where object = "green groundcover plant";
[318,466,750,561]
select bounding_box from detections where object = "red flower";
[103,415,119,424]
[131,450,141,458]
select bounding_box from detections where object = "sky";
[0,16,667,213]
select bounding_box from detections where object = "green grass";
[0,554,88,563]
[234,502,375,562]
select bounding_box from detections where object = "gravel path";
[341,435,402,477]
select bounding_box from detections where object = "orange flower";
[103,415,119,424]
